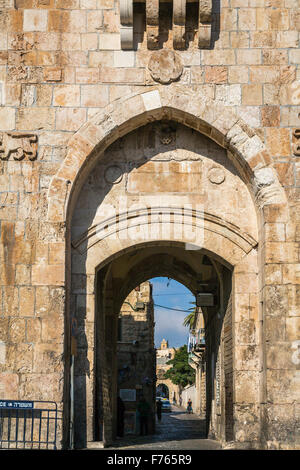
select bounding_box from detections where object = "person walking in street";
[137,396,151,435]
[187,398,193,414]
[156,398,162,422]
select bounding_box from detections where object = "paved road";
[105,406,221,450]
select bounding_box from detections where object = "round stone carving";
[208,167,226,185]
[104,165,123,185]
[148,49,183,85]
[159,123,176,145]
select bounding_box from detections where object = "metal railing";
[0,400,61,449]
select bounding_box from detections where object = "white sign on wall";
[120,389,136,402]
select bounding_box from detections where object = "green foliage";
[182,312,196,330]
[164,345,195,388]
[182,301,197,331]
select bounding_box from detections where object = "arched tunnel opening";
[81,243,234,447]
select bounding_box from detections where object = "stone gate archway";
[156,384,170,399]
[46,84,290,450]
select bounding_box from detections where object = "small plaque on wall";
[196,293,214,307]
[120,389,136,402]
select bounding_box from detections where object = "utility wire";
[154,303,195,313]
[124,301,193,313]
[153,293,193,296]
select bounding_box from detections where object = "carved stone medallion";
[208,167,226,185]
[159,122,177,145]
[148,49,183,85]
[104,165,123,185]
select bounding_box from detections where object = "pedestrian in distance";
[156,398,162,422]
[187,398,193,414]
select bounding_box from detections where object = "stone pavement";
[104,406,221,450]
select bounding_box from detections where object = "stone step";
[86,441,105,449]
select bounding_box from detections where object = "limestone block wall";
[0,2,298,145]
[0,0,299,450]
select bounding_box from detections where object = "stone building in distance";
[0,0,299,450]
[156,338,180,404]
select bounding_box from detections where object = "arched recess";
[77,234,252,447]
[156,384,170,399]
[46,84,290,450]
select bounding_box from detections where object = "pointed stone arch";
[46,84,288,224]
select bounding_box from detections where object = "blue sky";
[150,277,195,349]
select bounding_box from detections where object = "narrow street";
[105,406,221,450]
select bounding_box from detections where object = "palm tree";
[182,301,197,331]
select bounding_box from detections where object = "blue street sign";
[0,400,34,409]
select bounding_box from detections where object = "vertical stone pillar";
[198,0,212,48]
[146,0,159,49]
[173,0,186,50]
[262,204,299,449]
[120,0,134,49]
[232,250,261,447]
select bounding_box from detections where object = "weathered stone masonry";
[0,0,299,450]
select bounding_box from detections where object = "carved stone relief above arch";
[104,165,123,185]
[0,132,38,161]
[148,49,183,84]
[208,166,226,185]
